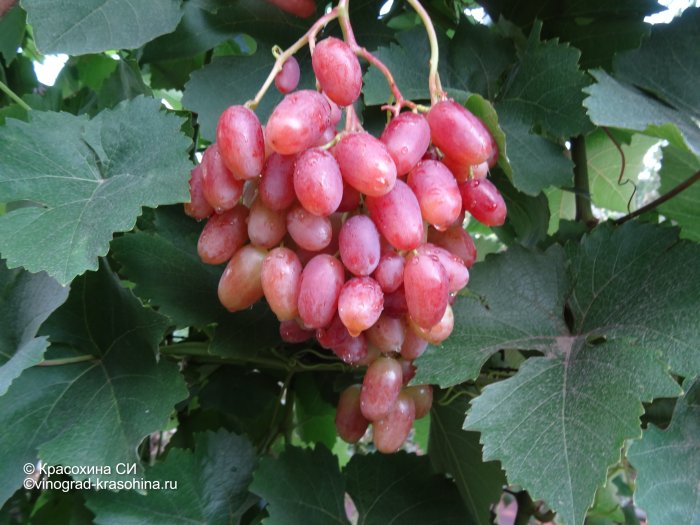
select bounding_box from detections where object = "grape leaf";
[569,221,700,378]
[250,445,349,525]
[86,430,257,525]
[498,23,592,139]
[657,145,700,242]
[586,130,657,212]
[491,172,550,248]
[0,96,192,285]
[21,0,184,55]
[496,110,574,195]
[0,260,69,396]
[344,452,470,525]
[294,374,337,450]
[545,187,576,234]
[112,206,228,327]
[0,5,25,65]
[628,377,700,525]
[413,244,569,388]
[0,261,187,507]
[583,69,700,156]
[183,45,316,141]
[614,8,700,125]
[465,337,681,525]
[429,396,505,525]
[209,302,283,359]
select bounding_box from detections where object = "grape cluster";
[185,35,505,453]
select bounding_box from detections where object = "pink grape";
[279,319,314,343]
[312,37,362,106]
[365,179,424,251]
[333,132,397,196]
[416,243,469,293]
[248,197,287,249]
[380,112,431,176]
[442,156,489,183]
[405,385,433,419]
[326,94,342,126]
[427,100,494,166]
[335,385,369,443]
[428,225,477,268]
[399,358,416,385]
[293,148,343,216]
[331,332,368,364]
[373,391,415,453]
[337,277,384,337]
[339,215,381,276]
[360,357,403,421]
[286,204,332,251]
[366,314,405,354]
[197,205,249,265]
[184,164,213,220]
[407,160,462,231]
[459,178,507,227]
[263,0,316,17]
[400,329,429,360]
[261,247,302,321]
[372,251,405,293]
[266,90,331,155]
[357,343,381,367]
[216,105,265,180]
[218,245,267,311]
[259,153,297,211]
[409,303,454,344]
[274,56,300,94]
[403,252,449,329]
[201,143,243,212]
[297,254,344,328]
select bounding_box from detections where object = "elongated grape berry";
[279,319,314,343]
[365,179,424,251]
[312,37,362,107]
[294,148,343,216]
[266,90,331,155]
[407,160,462,231]
[247,197,287,249]
[427,100,493,166]
[403,252,449,329]
[275,56,300,94]
[428,225,477,268]
[337,277,384,337]
[297,254,345,328]
[216,105,265,180]
[373,391,415,453]
[286,204,332,251]
[366,314,405,354]
[261,247,302,321]
[259,153,297,211]
[339,215,381,276]
[360,357,403,421]
[459,178,507,226]
[335,385,369,443]
[218,245,267,312]
[333,132,397,197]
[405,385,433,419]
[380,112,431,176]
[263,0,315,18]
[197,205,249,265]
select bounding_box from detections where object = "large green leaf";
[21,0,184,55]
[465,337,680,525]
[0,5,25,65]
[586,130,657,212]
[0,97,192,285]
[0,260,69,396]
[491,172,550,248]
[111,206,228,327]
[628,377,700,525]
[86,430,257,525]
[0,262,187,507]
[498,24,592,139]
[250,445,349,525]
[344,452,470,525]
[569,222,700,377]
[414,245,569,387]
[657,145,700,242]
[429,396,505,525]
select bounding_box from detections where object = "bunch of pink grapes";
[185,35,506,453]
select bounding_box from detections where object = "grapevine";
[185,0,506,454]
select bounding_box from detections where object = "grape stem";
[404,0,445,103]
[245,8,340,110]
[0,80,31,112]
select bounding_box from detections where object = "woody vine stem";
[245,0,443,116]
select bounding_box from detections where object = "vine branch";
[0,80,31,112]
[615,169,700,225]
[571,135,597,227]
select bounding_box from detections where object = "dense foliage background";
[0,1,698,524]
